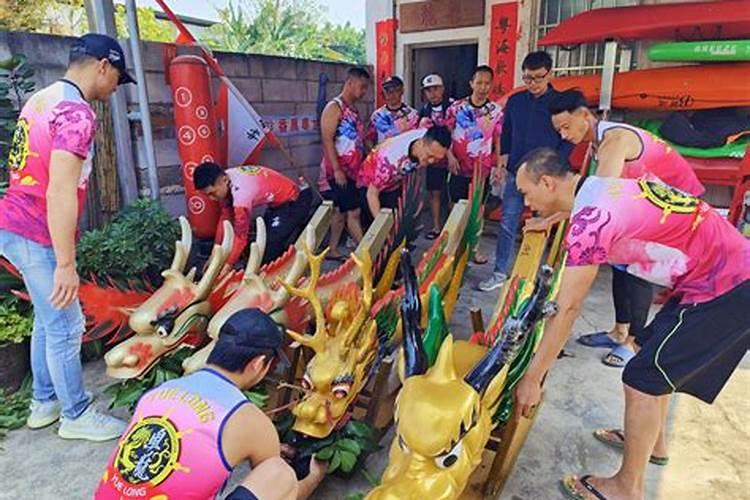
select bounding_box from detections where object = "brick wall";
[0,30,375,216]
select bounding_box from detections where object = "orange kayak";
[501,63,750,111]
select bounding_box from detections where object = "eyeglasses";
[521,72,550,84]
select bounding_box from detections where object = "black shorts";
[226,485,259,500]
[262,188,313,264]
[448,174,489,204]
[380,189,401,210]
[321,179,362,213]
[426,165,448,191]
[623,280,750,404]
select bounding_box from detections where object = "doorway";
[411,43,478,105]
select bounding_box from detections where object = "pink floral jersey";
[217,166,300,266]
[417,98,454,129]
[366,103,419,145]
[95,369,250,500]
[596,121,705,196]
[319,96,365,190]
[445,97,503,178]
[358,129,427,192]
[565,176,750,304]
[0,80,96,246]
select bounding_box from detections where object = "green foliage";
[243,385,270,408]
[115,5,177,43]
[207,0,365,64]
[0,302,33,346]
[0,53,36,177]
[0,375,32,443]
[77,198,180,284]
[315,421,379,474]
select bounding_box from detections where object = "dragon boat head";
[104,217,233,378]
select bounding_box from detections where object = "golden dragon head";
[368,255,558,500]
[284,244,378,439]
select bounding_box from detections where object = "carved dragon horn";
[276,226,316,302]
[282,241,329,353]
[342,249,374,347]
[464,265,557,395]
[169,216,193,273]
[195,220,234,299]
[244,217,267,278]
[400,249,427,378]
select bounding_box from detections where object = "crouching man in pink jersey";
[95,308,326,500]
[513,149,750,500]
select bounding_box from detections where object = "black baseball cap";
[69,33,136,85]
[382,75,404,90]
[215,308,290,367]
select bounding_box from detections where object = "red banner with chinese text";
[489,2,518,100]
[375,18,397,107]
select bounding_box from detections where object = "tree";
[206,0,366,64]
[115,5,176,43]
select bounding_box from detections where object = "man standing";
[547,89,705,369]
[417,73,457,239]
[365,76,418,149]
[512,149,749,500]
[358,126,452,217]
[193,163,312,269]
[95,308,327,500]
[319,67,370,261]
[478,51,573,292]
[0,34,134,440]
[445,65,504,263]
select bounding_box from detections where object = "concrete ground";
[1,223,748,500]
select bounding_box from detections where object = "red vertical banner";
[375,19,397,108]
[489,2,519,100]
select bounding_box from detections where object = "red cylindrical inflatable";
[169,55,222,240]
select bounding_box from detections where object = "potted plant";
[0,296,33,393]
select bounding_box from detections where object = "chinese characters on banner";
[489,2,518,100]
[263,115,318,136]
[375,18,397,108]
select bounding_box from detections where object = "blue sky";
[129,0,365,28]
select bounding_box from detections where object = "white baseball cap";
[421,74,444,89]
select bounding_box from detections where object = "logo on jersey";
[238,165,263,175]
[637,178,702,226]
[114,415,189,486]
[7,118,31,172]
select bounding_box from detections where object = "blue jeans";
[492,175,525,275]
[0,230,89,418]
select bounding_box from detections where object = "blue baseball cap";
[69,33,136,85]
[216,308,290,367]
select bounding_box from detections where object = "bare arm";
[595,129,642,178]
[47,150,83,309]
[223,403,281,467]
[320,101,346,186]
[514,265,599,419]
[366,184,381,218]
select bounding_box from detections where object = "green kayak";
[648,40,750,62]
[634,120,748,159]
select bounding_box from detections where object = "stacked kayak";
[648,40,750,62]
[635,120,749,159]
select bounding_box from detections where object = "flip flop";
[560,474,609,500]
[425,230,440,240]
[576,331,620,349]
[602,344,635,367]
[593,428,669,466]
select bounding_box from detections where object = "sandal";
[560,474,609,500]
[576,331,620,349]
[425,230,440,240]
[602,344,635,368]
[593,428,669,466]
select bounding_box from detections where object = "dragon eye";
[434,441,463,469]
[156,324,170,338]
[301,374,312,391]
[331,383,351,400]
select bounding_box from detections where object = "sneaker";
[58,404,126,442]
[27,391,93,430]
[477,272,507,292]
